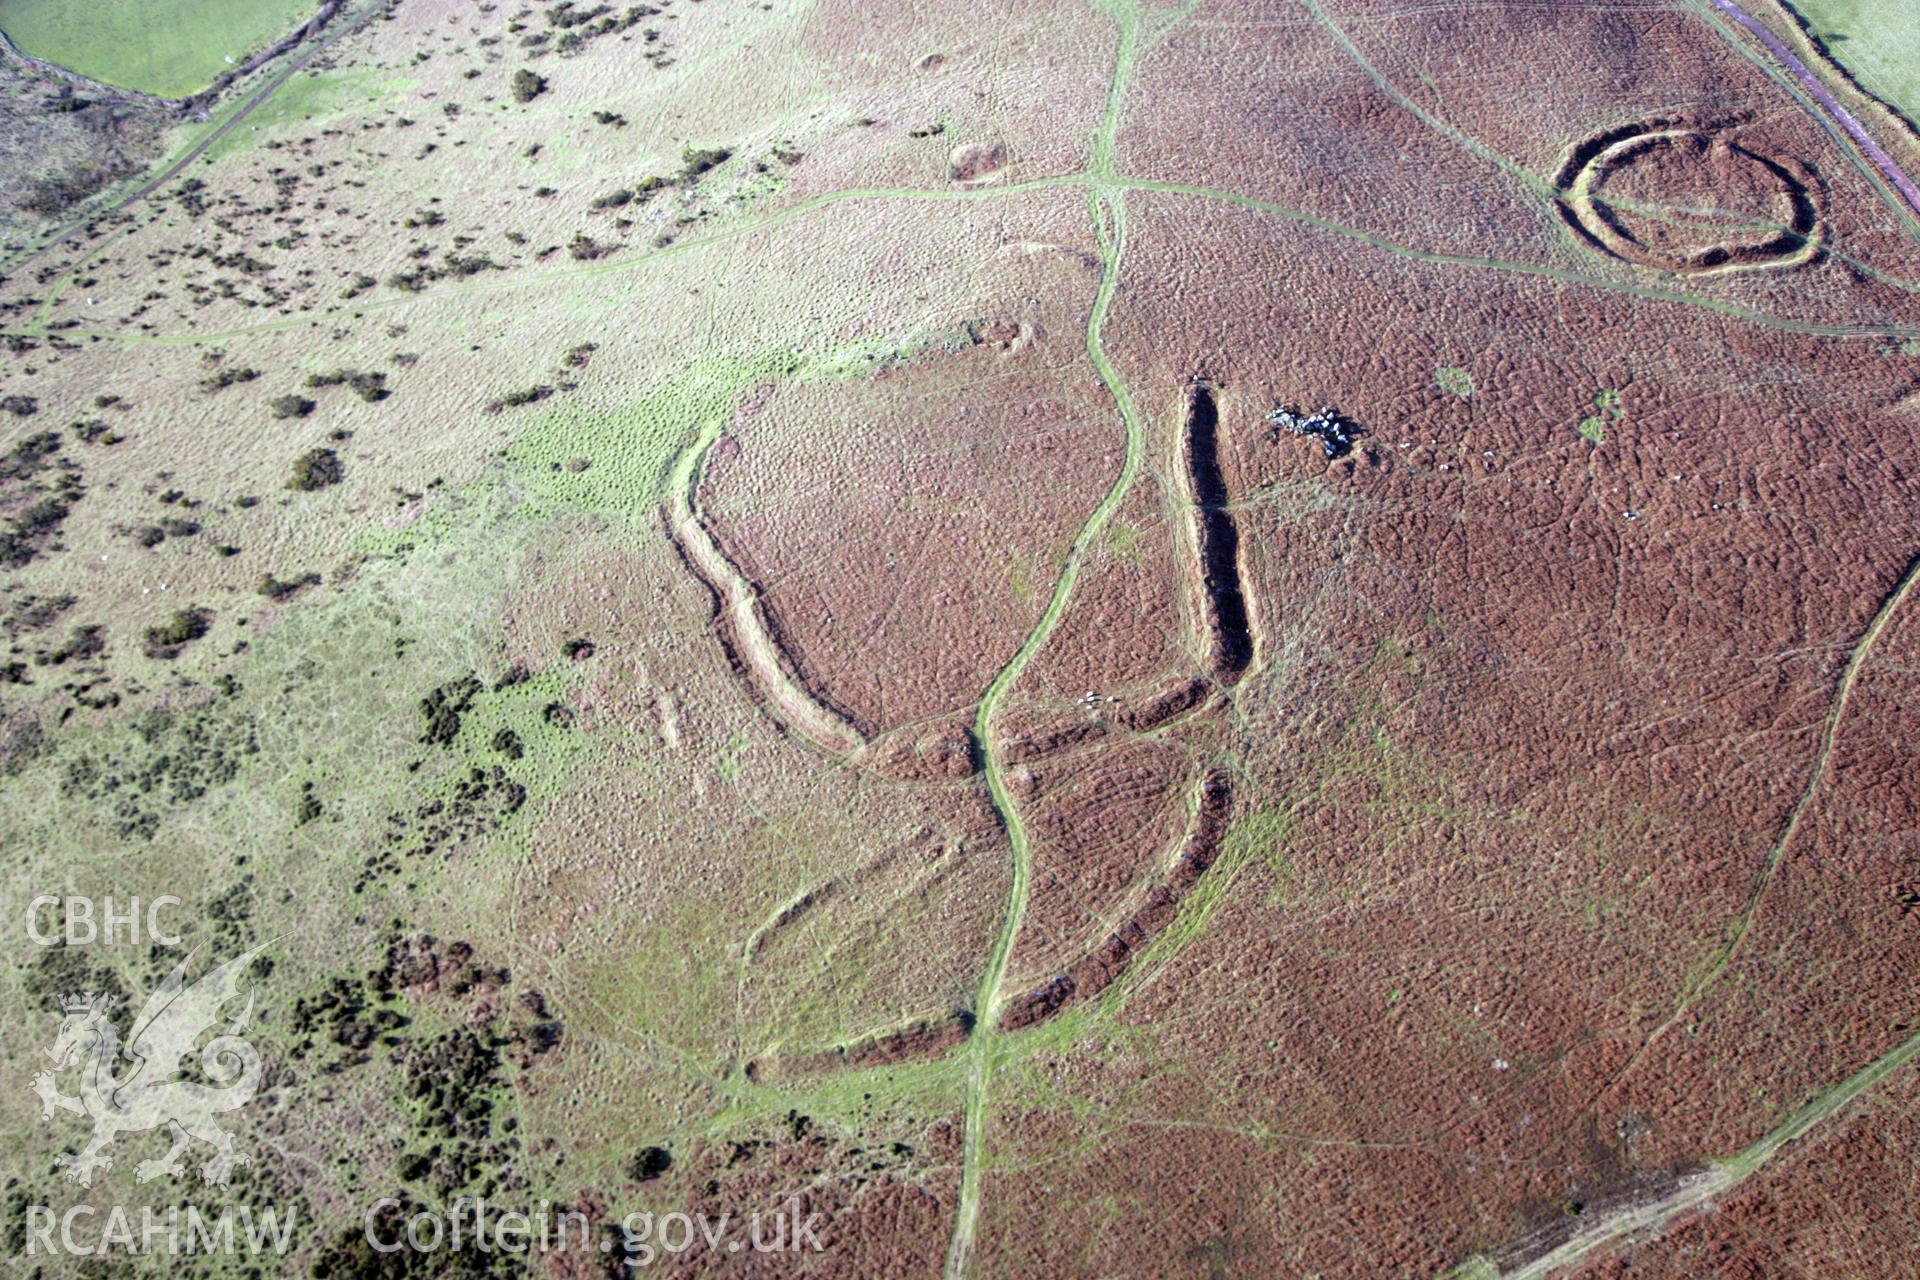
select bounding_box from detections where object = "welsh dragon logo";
[30,944,269,1188]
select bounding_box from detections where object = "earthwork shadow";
[1183,385,1254,682]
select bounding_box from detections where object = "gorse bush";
[512,69,547,102]
[143,607,211,659]
[288,448,345,492]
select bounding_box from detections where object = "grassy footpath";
[943,2,1154,1275]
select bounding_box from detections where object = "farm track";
[1583,550,1920,1120]
[4,0,383,280]
[1464,1023,1920,1279]
[1704,0,1920,223]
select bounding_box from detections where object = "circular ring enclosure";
[1555,119,1824,275]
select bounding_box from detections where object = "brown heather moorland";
[1,0,1919,1276]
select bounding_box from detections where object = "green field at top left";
[0,0,314,98]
